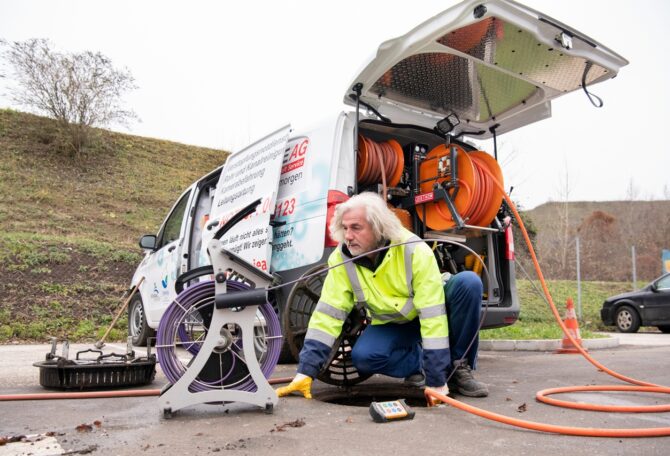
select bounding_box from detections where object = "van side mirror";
[139,235,157,251]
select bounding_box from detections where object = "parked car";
[129,0,628,373]
[600,273,670,333]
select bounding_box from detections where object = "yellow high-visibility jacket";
[297,228,450,386]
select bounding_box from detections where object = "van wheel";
[128,294,156,346]
[615,305,640,333]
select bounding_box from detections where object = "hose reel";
[418,143,504,230]
[157,199,281,417]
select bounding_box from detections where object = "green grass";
[0,109,230,343]
[481,279,636,339]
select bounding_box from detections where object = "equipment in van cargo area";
[129,0,627,389]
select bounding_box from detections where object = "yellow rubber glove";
[425,384,449,407]
[276,373,313,399]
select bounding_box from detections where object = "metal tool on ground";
[157,199,281,418]
[369,399,415,423]
[33,337,156,389]
[94,277,145,350]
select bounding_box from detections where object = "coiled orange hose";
[425,165,670,438]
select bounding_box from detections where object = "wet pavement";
[1,337,669,455]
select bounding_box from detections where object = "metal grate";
[34,352,156,390]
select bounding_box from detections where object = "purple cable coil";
[157,280,281,393]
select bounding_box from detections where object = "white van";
[129,0,627,369]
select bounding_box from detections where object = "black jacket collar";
[341,240,391,271]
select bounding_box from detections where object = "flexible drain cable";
[425,167,670,438]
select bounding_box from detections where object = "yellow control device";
[369,399,415,423]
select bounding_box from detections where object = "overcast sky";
[1,0,669,209]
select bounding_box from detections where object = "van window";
[159,190,191,249]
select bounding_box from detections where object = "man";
[277,192,488,400]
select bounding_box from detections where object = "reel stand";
[158,200,279,417]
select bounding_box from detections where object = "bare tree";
[534,162,576,279]
[0,38,137,156]
[578,210,623,280]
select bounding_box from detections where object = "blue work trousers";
[351,271,483,378]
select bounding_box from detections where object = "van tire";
[128,294,156,346]
[278,340,297,364]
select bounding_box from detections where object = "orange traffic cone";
[556,298,587,354]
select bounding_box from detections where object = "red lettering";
[281,157,305,174]
[288,139,309,160]
[414,192,435,204]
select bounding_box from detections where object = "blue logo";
[161,275,169,289]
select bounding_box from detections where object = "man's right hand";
[424,384,449,407]
[275,373,313,399]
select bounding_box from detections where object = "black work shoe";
[447,364,488,397]
[403,372,426,388]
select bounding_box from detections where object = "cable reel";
[418,143,504,230]
[156,200,281,417]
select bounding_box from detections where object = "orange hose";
[0,377,294,402]
[424,389,670,438]
[357,136,403,190]
[0,389,161,401]
[425,164,670,438]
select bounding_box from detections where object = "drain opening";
[315,385,428,408]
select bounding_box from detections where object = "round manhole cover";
[314,384,428,407]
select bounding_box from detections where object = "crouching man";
[277,192,488,400]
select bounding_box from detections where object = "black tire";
[278,339,297,364]
[615,305,640,333]
[657,325,670,334]
[128,294,156,346]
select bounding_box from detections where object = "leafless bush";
[0,38,137,156]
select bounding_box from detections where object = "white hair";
[329,192,406,244]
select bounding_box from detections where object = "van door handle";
[168,246,176,253]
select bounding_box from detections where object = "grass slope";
[0,109,228,342]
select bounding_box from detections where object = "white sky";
[1,0,669,209]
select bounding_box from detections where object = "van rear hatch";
[344,0,628,138]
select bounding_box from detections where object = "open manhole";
[314,384,429,407]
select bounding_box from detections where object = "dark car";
[601,273,670,333]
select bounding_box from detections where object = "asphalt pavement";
[1,333,669,455]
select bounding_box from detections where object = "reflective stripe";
[423,337,449,350]
[373,311,403,321]
[305,327,337,346]
[398,297,414,318]
[418,303,446,319]
[314,300,348,321]
[342,251,367,305]
[403,236,421,300]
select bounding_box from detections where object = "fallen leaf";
[272,418,306,432]
[517,403,527,413]
[93,420,102,427]
[345,417,354,423]
[76,424,93,432]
